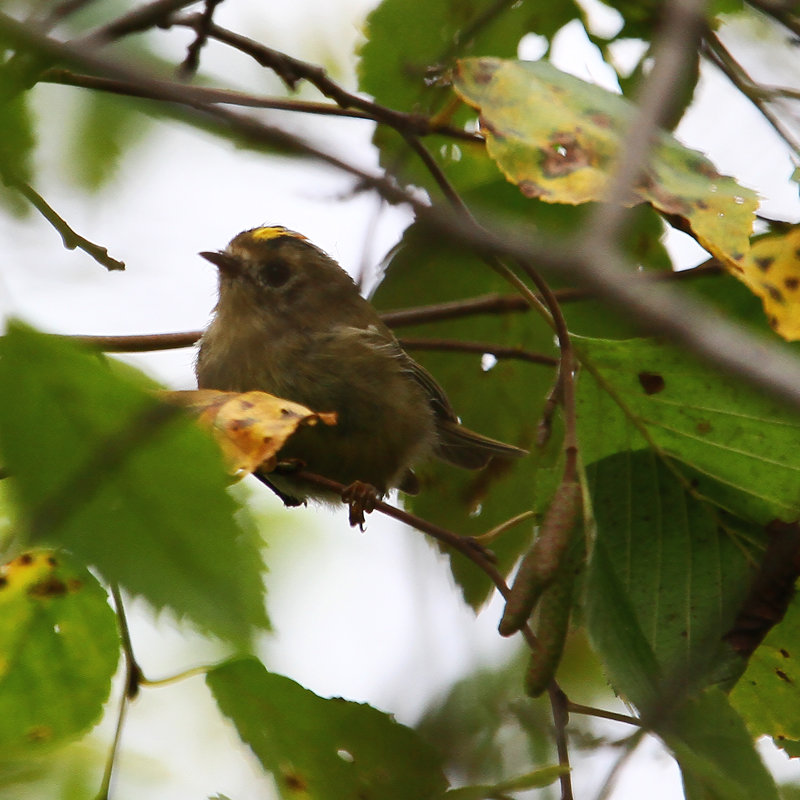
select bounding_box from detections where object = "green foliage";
[577,336,800,523]
[372,222,557,605]
[584,451,758,707]
[0,550,118,754]
[0,92,34,214]
[0,323,269,646]
[67,92,148,191]
[207,657,448,800]
[663,689,779,800]
[453,57,757,270]
[730,596,800,751]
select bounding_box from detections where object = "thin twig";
[702,31,800,155]
[177,0,224,78]
[594,730,646,800]
[403,134,471,211]
[42,69,376,118]
[746,0,800,39]
[166,13,482,142]
[96,585,141,800]
[382,263,724,327]
[69,331,201,351]
[79,0,199,46]
[399,337,558,366]
[401,129,575,800]
[566,701,641,727]
[2,176,125,271]
[548,685,573,800]
[584,0,708,248]
[95,671,128,800]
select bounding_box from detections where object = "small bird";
[196,226,526,511]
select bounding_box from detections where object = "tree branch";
[702,30,800,156]
[2,176,125,271]
[399,337,558,366]
[165,13,483,142]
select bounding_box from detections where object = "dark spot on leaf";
[691,479,700,489]
[240,400,254,410]
[282,771,308,792]
[28,577,68,597]
[695,160,721,180]
[638,372,665,394]
[696,199,708,210]
[732,251,744,261]
[795,247,800,260]
[645,182,692,216]
[47,556,57,566]
[696,420,712,434]
[589,111,613,128]
[776,668,793,683]
[519,180,547,198]
[785,277,800,291]
[230,418,255,431]
[18,553,33,565]
[26,725,52,742]
[541,133,589,177]
[755,256,774,271]
[781,648,790,658]
[67,579,82,592]
[473,59,498,84]
[763,283,784,303]
[0,576,6,588]
[769,316,778,328]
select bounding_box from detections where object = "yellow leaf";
[162,390,337,476]
[734,225,800,341]
[452,57,758,271]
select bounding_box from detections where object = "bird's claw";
[341,481,379,529]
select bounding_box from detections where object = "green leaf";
[360,0,580,118]
[452,58,758,271]
[372,223,556,606]
[0,549,118,753]
[68,92,148,191]
[576,336,800,524]
[0,92,35,215]
[585,450,757,709]
[0,323,268,646]
[207,657,448,800]
[359,0,581,187]
[730,596,800,743]
[443,765,566,799]
[662,689,779,800]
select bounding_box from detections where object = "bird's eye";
[259,259,291,288]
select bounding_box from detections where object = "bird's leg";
[341,481,381,528]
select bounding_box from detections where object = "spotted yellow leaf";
[162,390,337,475]
[452,57,758,271]
[733,225,800,341]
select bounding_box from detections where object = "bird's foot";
[341,481,380,529]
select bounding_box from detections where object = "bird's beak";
[199,250,241,277]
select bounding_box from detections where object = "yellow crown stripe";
[249,226,307,242]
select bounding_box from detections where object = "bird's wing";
[398,348,528,469]
[353,325,528,468]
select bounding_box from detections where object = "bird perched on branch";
[196,225,526,515]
